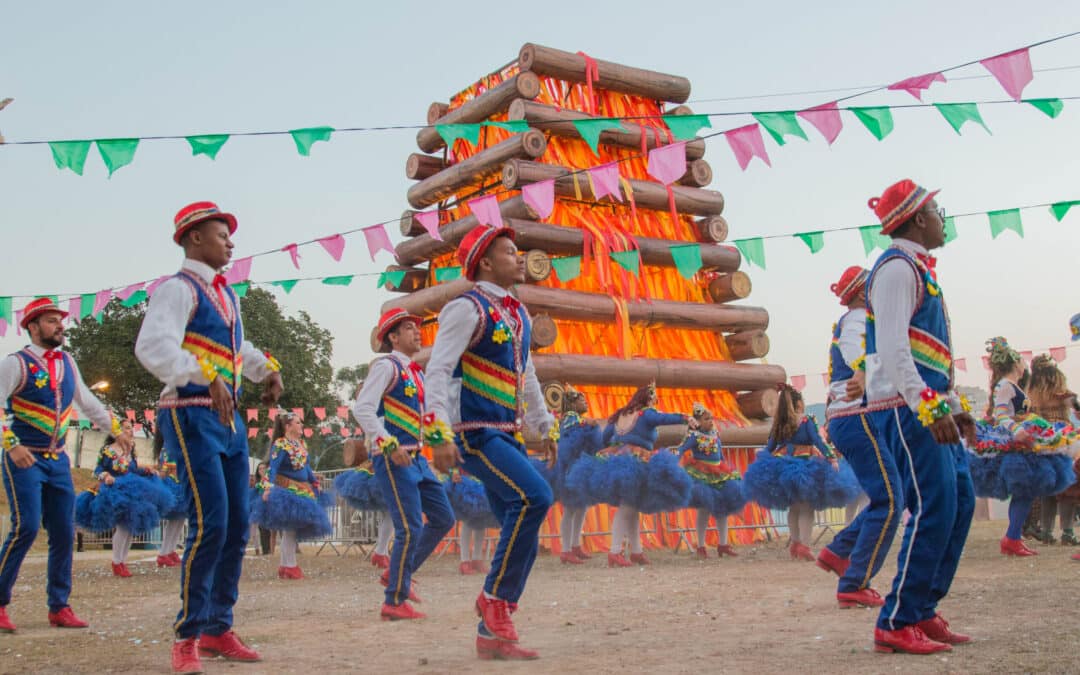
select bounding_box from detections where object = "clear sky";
[3,1,1080,404]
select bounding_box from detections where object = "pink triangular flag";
[980,48,1033,102]
[798,102,844,145]
[1050,346,1067,362]
[341,427,352,437]
[313,407,326,420]
[1020,350,1033,362]
[248,428,258,439]
[522,180,555,220]
[467,194,504,228]
[955,357,967,372]
[362,224,394,261]
[115,282,145,301]
[268,409,279,420]
[134,423,143,433]
[14,310,23,336]
[337,406,349,419]
[646,141,688,185]
[147,275,170,297]
[125,409,136,421]
[303,428,313,438]
[320,426,331,435]
[415,211,443,241]
[224,256,252,285]
[588,163,623,201]
[981,355,991,371]
[789,374,806,392]
[724,124,771,170]
[318,234,347,262]
[93,290,112,315]
[68,297,82,322]
[145,409,156,423]
[887,72,946,101]
[291,408,305,420]
[282,243,301,269]
[0,318,7,337]
[246,408,258,421]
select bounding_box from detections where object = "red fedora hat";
[375,309,423,352]
[20,297,68,329]
[830,266,869,306]
[868,179,940,235]
[173,201,238,244]
[457,225,515,281]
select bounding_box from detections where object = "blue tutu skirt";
[968,451,1076,500]
[743,452,861,510]
[687,478,747,518]
[529,456,561,502]
[250,486,334,540]
[333,468,386,512]
[158,476,187,520]
[74,473,175,536]
[564,446,691,512]
[443,475,498,529]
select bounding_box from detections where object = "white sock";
[160,518,185,554]
[375,513,393,555]
[280,530,298,567]
[572,508,588,548]
[799,507,815,545]
[696,509,709,548]
[460,523,473,562]
[628,509,643,554]
[560,508,576,551]
[472,529,485,560]
[788,504,801,543]
[717,516,729,546]
[112,526,132,564]
[610,507,627,554]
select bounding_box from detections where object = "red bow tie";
[501,295,521,313]
[43,350,62,390]
[212,274,228,288]
[915,253,937,270]
[407,362,425,403]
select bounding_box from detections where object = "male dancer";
[426,225,556,660]
[816,267,901,609]
[0,297,116,632]
[352,308,454,621]
[863,180,976,654]
[135,201,284,674]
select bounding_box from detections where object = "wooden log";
[427,102,449,125]
[408,130,547,209]
[506,218,741,273]
[383,282,769,333]
[736,389,780,420]
[725,330,770,361]
[416,72,543,153]
[522,422,771,450]
[695,216,729,243]
[531,314,558,350]
[342,439,369,467]
[518,43,691,103]
[542,382,565,410]
[382,265,429,293]
[708,271,752,302]
[507,99,706,160]
[395,196,538,266]
[405,153,447,181]
[677,159,712,188]
[523,249,551,282]
[502,159,724,217]
[399,210,426,237]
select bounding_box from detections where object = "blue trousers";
[458,428,553,604]
[373,453,454,606]
[0,451,74,611]
[161,407,250,639]
[826,413,903,593]
[872,407,975,630]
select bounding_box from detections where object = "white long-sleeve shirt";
[352,350,414,447]
[425,280,554,436]
[0,343,114,438]
[135,258,272,399]
[826,307,866,415]
[865,239,960,412]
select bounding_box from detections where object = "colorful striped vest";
[828,310,857,386]
[865,247,954,394]
[174,271,245,403]
[7,348,76,450]
[375,354,425,451]
[453,288,531,433]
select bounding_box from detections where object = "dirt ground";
[1,520,1078,674]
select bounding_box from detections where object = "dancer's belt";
[274,475,316,498]
[22,447,66,460]
[599,444,653,462]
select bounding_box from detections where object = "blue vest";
[605,408,687,451]
[865,247,954,394]
[680,429,723,463]
[174,271,245,401]
[829,311,857,385]
[6,348,76,450]
[452,288,531,432]
[375,355,424,451]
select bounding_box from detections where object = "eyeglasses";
[927,205,946,220]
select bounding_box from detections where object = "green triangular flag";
[943,216,958,244]
[95,139,139,177]
[934,103,990,135]
[1025,98,1064,119]
[48,140,92,175]
[734,238,766,270]
[378,270,407,288]
[664,114,712,141]
[78,419,91,430]
[610,250,641,275]
[987,209,1023,239]
[859,225,891,256]
[289,126,334,156]
[1050,200,1080,221]
[752,112,808,146]
[795,231,825,253]
[322,275,354,286]
[270,279,299,294]
[79,293,95,320]
[669,244,702,279]
[0,297,10,324]
[551,256,582,283]
[230,282,250,297]
[45,295,59,304]
[120,289,148,307]
[186,134,230,159]
[484,120,530,133]
[435,124,480,147]
[572,119,626,155]
[434,266,462,283]
[849,107,894,141]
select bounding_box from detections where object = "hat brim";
[463,227,515,281]
[20,307,68,329]
[880,189,940,235]
[375,315,423,349]
[173,212,238,245]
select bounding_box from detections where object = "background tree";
[334,363,369,401]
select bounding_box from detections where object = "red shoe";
[1000,537,1038,556]
[48,606,88,628]
[716,544,739,558]
[370,553,390,569]
[199,630,261,662]
[916,613,971,645]
[475,593,518,642]
[380,570,422,603]
[790,542,815,561]
[111,562,132,578]
[169,551,182,565]
[874,626,951,654]
[560,552,584,565]
[277,565,303,580]
[0,606,15,633]
[460,561,477,575]
[571,546,592,560]
[477,634,539,660]
[607,552,632,568]
[157,554,180,568]
[816,547,850,577]
[381,602,426,621]
[1072,551,1080,561]
[696,546,708,560]
[471,559,489,573]
[837,588,884,609]
[629,552,651,565]
[171,637,203,674]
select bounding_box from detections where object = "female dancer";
[334,459,395,568]
[1028,355,1080,545]
[678,404,746,558]
[443,468,497,574]
[251,412,333,578]
[743,385,860,561]
[968,338,1077,556]
[554,386,604,565]
[153,422,185,567]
